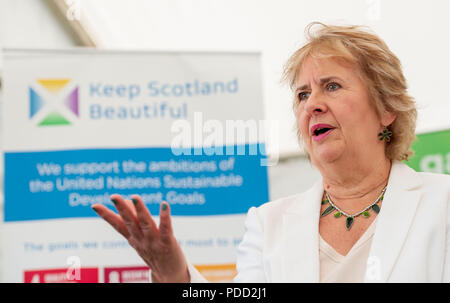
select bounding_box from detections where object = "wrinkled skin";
[92,194,190,282]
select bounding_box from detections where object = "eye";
[298,91,310,102]
[326,82,341,92]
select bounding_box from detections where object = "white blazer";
[189,161,450,283]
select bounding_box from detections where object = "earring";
[378,126,392,142]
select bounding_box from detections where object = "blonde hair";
[282,22,417,161]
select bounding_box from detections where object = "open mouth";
[311,124,335,141]
[313,127,333,136]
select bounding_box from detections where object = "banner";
[407,129,450,174]
[2,49,269,282]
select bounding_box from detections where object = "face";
[295,57,393,167]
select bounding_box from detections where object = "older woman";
[92,23,450,283]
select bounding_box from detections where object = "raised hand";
[91,194,190,282]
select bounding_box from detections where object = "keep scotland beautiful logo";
[29,78,79,126]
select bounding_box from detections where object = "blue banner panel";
[4,145,269,222]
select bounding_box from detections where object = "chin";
[316,153,341,164]
[311,146,343,165]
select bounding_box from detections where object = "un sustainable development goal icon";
[29,79,79,126]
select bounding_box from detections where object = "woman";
[92,23,450,282]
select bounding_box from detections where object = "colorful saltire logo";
[29,79,79,126]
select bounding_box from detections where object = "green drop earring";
[378,126,392,142]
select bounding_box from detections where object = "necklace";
[321,187,387,230]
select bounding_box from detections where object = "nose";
[304,91,328,116]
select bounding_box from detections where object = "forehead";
[295,56,359,87]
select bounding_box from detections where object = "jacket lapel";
[364,161,423,282]
[281,179,323,282]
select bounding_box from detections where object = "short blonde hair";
[283,22,417,161]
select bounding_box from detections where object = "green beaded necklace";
[321,187,386,230]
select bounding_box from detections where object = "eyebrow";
[295,76,342,93]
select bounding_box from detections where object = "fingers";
[131,195,158,240]
[91,204,130,239]
[109,194,144,240]
[158,202,174,243]
[92,195,173,245]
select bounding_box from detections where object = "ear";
[381,111,396,127]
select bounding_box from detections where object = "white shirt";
[186,162,450,283]
[319,217,378,282]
